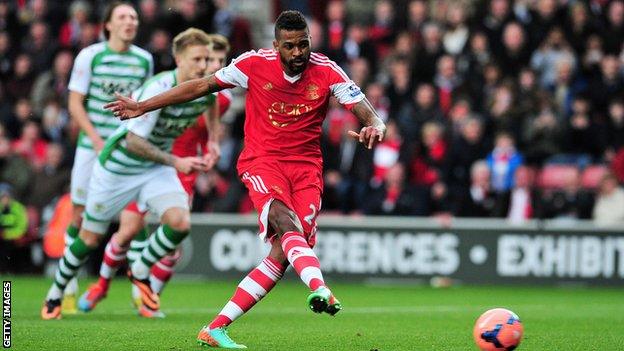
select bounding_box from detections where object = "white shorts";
[82,162,189,234]
[70,147,97,206]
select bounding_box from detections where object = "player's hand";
[104,92,144,120]
[347,125,386,149]
[203,140,221,170]
[173,156,209,174]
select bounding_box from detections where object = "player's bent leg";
[269,200,340,314]
[42,229,104,320]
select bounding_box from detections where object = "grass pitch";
[7,276,624,350]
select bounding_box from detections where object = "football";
[473,308,523,351]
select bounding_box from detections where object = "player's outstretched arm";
[104,74,224,120]
[348,97,387,149]
[126,132,208,174]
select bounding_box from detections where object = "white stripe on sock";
[299,266,323,288]
[239,276,267,301]
[220,301,244,321]
[157,228,177,250]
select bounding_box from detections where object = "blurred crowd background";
[2,0,624,272]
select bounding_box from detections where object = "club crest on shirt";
[263,82,273,90]
[305,84,320,100]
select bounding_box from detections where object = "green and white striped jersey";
[99,69,216,175]
[68,42,153,150]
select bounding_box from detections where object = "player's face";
[206,50,227,75]
[106,5,139,43]
[176,44,210,81]
[274,29,311,76]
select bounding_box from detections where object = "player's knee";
[79,230,103,248]
[162,208,191,232]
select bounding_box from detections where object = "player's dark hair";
[102,1,135,40]
[274,10,308,39]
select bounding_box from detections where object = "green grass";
[7,276,624,350]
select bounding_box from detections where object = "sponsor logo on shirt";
[267,102,312,127]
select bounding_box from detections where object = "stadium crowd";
[1,0,624,268]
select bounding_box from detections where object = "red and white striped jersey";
[215,49,364,170]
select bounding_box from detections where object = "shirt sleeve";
[68,47,96,95]
[126,79,168,138]
[214,51,256,89]
[327,62,365,111]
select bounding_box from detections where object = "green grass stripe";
[10,277,624,350]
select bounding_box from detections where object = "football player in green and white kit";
[41,27,219,320]
[59,1,153,314]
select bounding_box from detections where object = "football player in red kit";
[106,11,386,348]
[78,34,232,318]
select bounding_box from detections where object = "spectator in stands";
[412,21,445,83]
[522,107,563,166]
[27,143,69,212]
[487,131,523,194]
[406,0,428,43]
[397,82,444,144]
[601,0,624,54]
[606,99,624,159]
[5,53,35,103]
[588,55,624,116]
[497,165,538,223]
[0,31,13,82]
[343,23,376,72]
[135,0,162,47]
[442,2,469,56]
[386,55,413,117]
[453,159,497,217]
[592,172,624,226]
[40,100,68,143]
[0,183,29,274]
[405,121,446,187]
[564,96,606,163]
[485,83,523,142]
[564,2,599,57]
[3,98,33,139]
[531,27,576,89]
[321,0,347,61]
[479,0,515,56]
[147,29,174,74]
[12,119,48,170]
[58,1,91,49]
[30,50,73,115]
[433,55,464,115]
[22,21,57,74]
[446,117,489,194]
[364,163,418,216]
[368,0,396,59]
[542,166,594,220]
[497,21,530,78]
